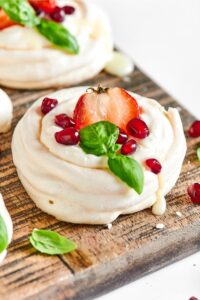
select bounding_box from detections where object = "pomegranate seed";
[121,139,137,155]
[146,158,162,174]
[187,183,200,203]
[127,118,149,139]
[51,6,65,22]
[62,5,75,15]
[55,128,80,145]
[188,120,200,137]
[41,97,58,115]
[189,297,199,300]
[55,114,75,129]
[117,129,128,144]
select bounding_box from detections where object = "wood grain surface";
[0,68,200,300]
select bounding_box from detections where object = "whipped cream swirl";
[12,87,187,224]
[0,0,113,89]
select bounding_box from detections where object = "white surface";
[94,0,200,299]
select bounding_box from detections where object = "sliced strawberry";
[73,86,140,132]
[29,0,56,14]
[0,10,15,30]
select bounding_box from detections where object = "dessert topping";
[73,86,140,132]
[0,215,8,254]
[41,97,58,115]
[187,183,200,203]
[55,127,80,145]
[145,158,162,174]
[55,113,75,129]
[121,139,137,155]
[127,118,150,139]
[116,129,128,144]
[188,120,200,137]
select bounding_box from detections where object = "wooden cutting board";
[0,68,200,300]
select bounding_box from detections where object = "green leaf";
[108,153,144,194]
[29,229,77,255]
[80,121,119,156]
[0,0,39,27]
[0,215,9,253]
[37,19,79,54]
[197,148,200,161]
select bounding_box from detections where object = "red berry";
[29,0,56,14]
[41,97,58,115]
[55,128,80,145]
[51,6,65,23]
[121,139,137,155]
[62,5,75,15]
[189,297,199,300]
[55,114,75,129]
[187,183,200,203]
[73,87,140,132]
[188,120,200,137]
[117,129,128,144]
[127,118,149,139]
[146,158,162,174]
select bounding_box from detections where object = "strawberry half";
[0,10,15,30]
[73,86,140,132]
[29,0,56,14]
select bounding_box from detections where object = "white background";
[94,0,200,299]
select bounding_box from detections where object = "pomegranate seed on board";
[146,158,162,174]
[121,139,137,155]
[51,6,65,22]
[41,97,58,115]
[117,129,128,144]
[127,118,149,139]
[55,114,75,129]
[187,183,200,203]
[62,5,75,15]
[55,128,80,145]
[188,120,200,137]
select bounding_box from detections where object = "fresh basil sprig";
[30,229,77,255]
[0,0,39,27]
[80,121,144,194]
[37,19,79,54]
[80,121,120,156]
[0,215,9,254]
[108,153,144,194]
[197,147,200,161]
[0,0,79,54]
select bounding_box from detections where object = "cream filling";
[0,89,13,133]
[12,87,187,224]
[0,0,113,88]
[0,194,13,264]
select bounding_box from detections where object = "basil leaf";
[37,19,79,54]
[29,229,77,255]
[80,121,119,156]
[108,153,144,194]
[0,0,39,27]
[0,215,9,253]
[197,148,200,161]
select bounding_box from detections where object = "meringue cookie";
[0,89,13,133]
[0,0,113,89]
[12,87,186,224]
[0,193,13,264]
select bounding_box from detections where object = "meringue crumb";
[176,211,182,217]
[107,223,112,230]
[155,223,165,230]
[123,76,131,82]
